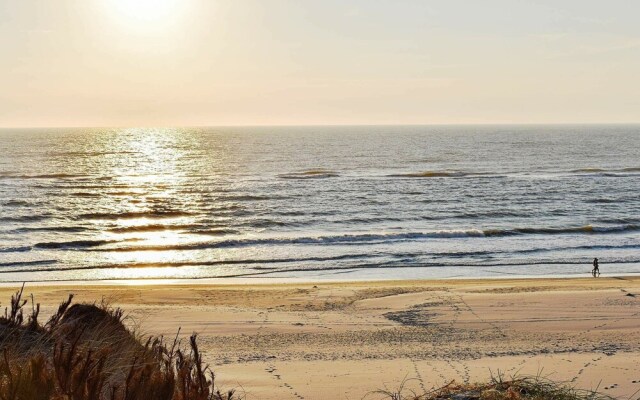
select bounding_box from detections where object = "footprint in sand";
[605,383,620,390]
[265,365,282,380]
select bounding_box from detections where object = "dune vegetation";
[0,284,236,400]
[371,374,618,400]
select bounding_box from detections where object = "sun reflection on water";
[91,128,207,277]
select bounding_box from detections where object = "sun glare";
[102,0,187,32]
[112,0,179,21]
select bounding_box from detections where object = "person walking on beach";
[592,258,600,277]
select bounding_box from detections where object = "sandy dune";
[3,277,640,399]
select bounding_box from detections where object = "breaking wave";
[85,224,639,252]
[571,167,640,175]
[0,246,32,253]
[387,171,479,178]
[33,239,138,249]
[0,260,57,268]
[190,228,240,236]
[388,167,640,179]
[0,215,51,222]
[571,168,607,173]
[13,226,90,233]
[278,169,339,179]
[484,224,640,236]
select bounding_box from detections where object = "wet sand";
[4,277,640,399]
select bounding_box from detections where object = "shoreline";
[2,271,640,287]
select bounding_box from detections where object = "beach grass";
[372,373,618,400]
[0,284,236,400]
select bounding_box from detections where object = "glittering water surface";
[1,125,639,282]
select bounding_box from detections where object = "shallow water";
[1,125,639,282]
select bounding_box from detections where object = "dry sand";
[3,277,640,399]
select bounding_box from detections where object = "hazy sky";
[1,0,639,127]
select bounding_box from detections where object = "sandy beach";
[3,276,639,399]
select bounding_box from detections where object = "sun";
[110,0,181,21]
[102,0,188,33]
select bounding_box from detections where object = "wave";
[388,171,472,178]
[571,167,640,175]
[484,224,640,236]
[4,260,640,283]
[0,253,375,274]
[49,184,134,190]
[191,228,240,236]
[2,244,640,279]
[388,167,640,179]
[517,243,640,255]
[278,169,339,179]
[218,195,284,202]
[0,173,89,180]
[239,258,640,278]
[0,246,31,253]
[425,243,640,258]
[338,216,407,224]
[33,239,131,249]
[107,224,203,233]
[2,200,32,207]
[238,219,293,228]
[597,217,640,224]
[571,168,607,173]
[0,260,57,268]
[584,198,618,204]
[13,226,90,233]
[46,151,136,157]
[0,215,51,222]
[78,210,195,220]
[70,192,102,198]
[2,252,640,277]
[106,191,146,196]
[452,210,531,219]
[85,231,484,252]
[85,224,640,252]
[203,204,243,212]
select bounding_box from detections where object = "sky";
[1,0,639,127]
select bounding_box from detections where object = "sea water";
[0,125,639,282]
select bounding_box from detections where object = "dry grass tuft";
[0,284,238,400]
[371,372,618,400]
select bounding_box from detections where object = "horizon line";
[1,122,640,129]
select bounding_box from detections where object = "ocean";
[1,125,639,283]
